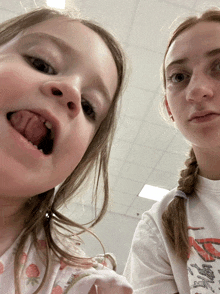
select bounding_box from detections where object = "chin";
[0,177,54,198]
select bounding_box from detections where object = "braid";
[162,147,198,261]
[177,148,199,194]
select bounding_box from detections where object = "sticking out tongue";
[9,110,47,146]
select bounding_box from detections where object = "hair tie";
[174,190,188,200]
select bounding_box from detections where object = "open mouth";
[7,110,54,155]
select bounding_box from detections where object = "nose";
[40,79,81,117]
[186,73,214,103]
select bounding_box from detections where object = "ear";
[165,96,174,121]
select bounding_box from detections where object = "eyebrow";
[21,32,112,103]
[165,48,220,73]
[165,58,188,73]
[22,32,74,54]
[205,48,220,57]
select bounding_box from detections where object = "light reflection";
[47,0,66,9]
[138,184,169,201]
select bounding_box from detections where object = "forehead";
[165,21,220,68]
[20,17,110,58]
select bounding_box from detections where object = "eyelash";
[212,59,220,72]
[24,55,57,75]
[81,98,96,121]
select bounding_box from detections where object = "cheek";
[0,65,32,107]
[58,125,95,170]
[166,91,185,117]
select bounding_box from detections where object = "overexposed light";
[47,0,66,9]
[138,184,169,202]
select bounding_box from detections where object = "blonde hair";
[0,7,126,293]
[162,8,220,262]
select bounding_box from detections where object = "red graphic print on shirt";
[60,258,68,271]
[20,252,27,268]
[0,261,4,274]
[189,237,220,262]
[51,284,63,294]
[26,264,40,286]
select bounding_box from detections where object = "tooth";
[39,149,43,153]
[45,121,52,129]
[28,141,38,149]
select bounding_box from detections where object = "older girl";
[0,7,132,294]
[124,8,220,294]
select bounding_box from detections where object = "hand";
[88,269,133,294]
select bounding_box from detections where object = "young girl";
[0,6,133,294]
[124,7,220,294]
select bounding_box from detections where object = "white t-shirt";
[0,229,127,293]
[124,176,220,294]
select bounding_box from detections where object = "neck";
[0,196,26,256]
[193,145,220,180]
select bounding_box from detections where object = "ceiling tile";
[109,190,135,207]
[110,139,132,160]
[163,0,197,8]
[156,151,186,174]
[114,116,143,142]
[0,8,18,21]
[126,144,163,167]
[135,122,176,150]
[119,162,152,182]
[147,168,178,190]
[108,201,130,215]
[125,206,143,219]
[130,196,156,212]
[126,45,163,92]
[74,0,139,42]
[1,1,26,13]
[108,158,124,176]
[114,177,144,195]
[194,0,220,11]
[143,91,167,126]
[166,131,191,154]
[128,0,190,53]
[120,86,154,120]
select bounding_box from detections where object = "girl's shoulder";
[129,188,177,256]
[140,187,177,228]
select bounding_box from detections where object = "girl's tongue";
[9,110,47,146]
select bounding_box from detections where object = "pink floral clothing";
[0,230,123,294]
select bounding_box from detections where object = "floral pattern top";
[0,230,121,294]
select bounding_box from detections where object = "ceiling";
[0,0,217,220]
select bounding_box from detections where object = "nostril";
[52,88,62,96]
[67,101,74,110]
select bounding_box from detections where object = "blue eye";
[81,99,96,121]
[25,56,56,75]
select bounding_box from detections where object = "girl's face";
[0,17,118,197]
[165,21,220,150]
